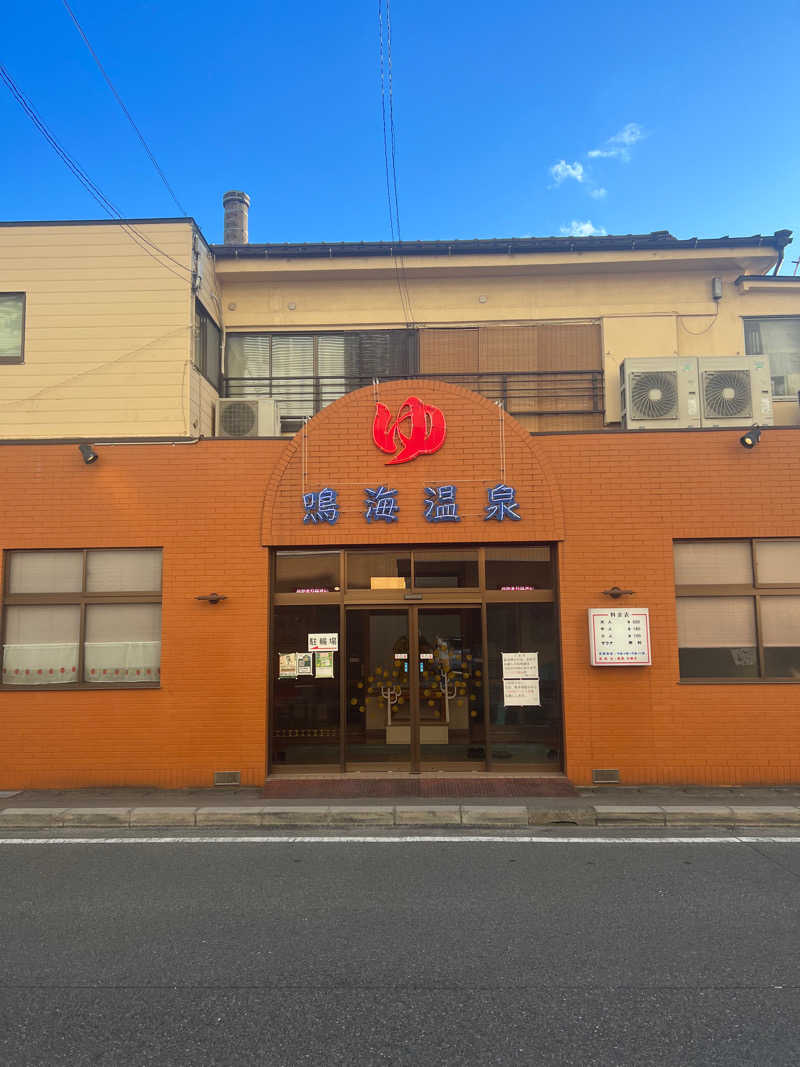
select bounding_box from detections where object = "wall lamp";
[739,427,762,450]
[195,593,227,604]
[602,586,634,599]
[78,443,99,465]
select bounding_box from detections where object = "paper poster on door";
[315,651,334,678]
[296,653,313,676]
[503,677,540,706]
[502,652,539,679]
[278,653,297,679]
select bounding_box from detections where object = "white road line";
[0,835,799,845]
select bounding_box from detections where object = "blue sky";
[2,1,797,266]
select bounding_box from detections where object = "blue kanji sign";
[424,485,460,523]
[364,486,399,523]
[303,488,339,525]
[485,483,521,521]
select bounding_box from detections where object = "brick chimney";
[222,190,250,244]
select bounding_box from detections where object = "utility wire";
[378,0,414,325]
[61,0,189,218]
[0,64,193,282]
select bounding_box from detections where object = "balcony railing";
[224,370,604,430]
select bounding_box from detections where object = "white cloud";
[588,122,645,162]
[549,159,585,184]
[560,220,607,237]
[589,187,607,199]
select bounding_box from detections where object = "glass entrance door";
[345,606,482,771]
[345,609,413,770]
[418,608,485,768]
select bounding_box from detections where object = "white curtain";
[84,641,161,682]
[2,643,79,685]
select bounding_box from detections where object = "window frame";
[675,538,800,684]
[223,329,419,431]
[0,292,26,365]
[1,548,162,691]
[743,315,800,399]
[194,300,222,391]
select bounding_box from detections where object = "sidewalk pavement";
[4,785,800,828]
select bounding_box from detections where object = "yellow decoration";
[475,669,481,677]
[466,654,473,660]
[398,696,405,705]
[475,680,482,687]
[368,676,373,683]
[423,688,430,698]
[359,705,366,713]
[428,699,435,707]
[350,698,358,706]
[470,710,478,718]
[470,694,477,701]
[357,681,363,689]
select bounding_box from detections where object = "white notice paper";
[502,652,539,679]
[308,633,339,652]
[503,678,541,706]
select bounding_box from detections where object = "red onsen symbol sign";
[372,396,446,465]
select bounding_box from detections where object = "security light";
[78,443,99,464]
[739,427,762,449]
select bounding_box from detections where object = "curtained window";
[2,549,162,688]
[675,540,800,680]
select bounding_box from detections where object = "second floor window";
[0,293,25,363]
[194,302,222,391]
[744,317,800,398]
[224,330,417,429]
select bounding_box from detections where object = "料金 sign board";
[588,608,651,666]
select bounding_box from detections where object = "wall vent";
[214,771,241,786]
[592,768,620,784]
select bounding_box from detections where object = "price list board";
[588,608,651,666]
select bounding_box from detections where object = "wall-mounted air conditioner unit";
[620,358,700,430]
[215,397,283,438]
[698,357,773,427]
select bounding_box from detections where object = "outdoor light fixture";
[78,443,98,465]
[602,586,634,599]
[739,427,762,449]
[195,593,228,604]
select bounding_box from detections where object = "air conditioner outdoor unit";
[620,357,700,430]
[698,356,774,428]
[215,397,283,438]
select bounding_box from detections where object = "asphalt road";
[2,829,800,1066]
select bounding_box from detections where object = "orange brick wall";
[1,382,799,788]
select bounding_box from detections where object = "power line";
[0,64,193,283]
[61,0,188,218]
[378,0,414,325]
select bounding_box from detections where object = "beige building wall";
[0,220,201,440]
[215,246,799,428]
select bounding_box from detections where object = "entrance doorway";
[269,545,562,774]
[345,606,484,770]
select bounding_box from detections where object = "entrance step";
[261,777,578,799]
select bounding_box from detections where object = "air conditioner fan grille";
[629,371,679,420]
[702,370,752,419]
[220,401,257,437]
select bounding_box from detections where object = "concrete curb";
[4,804,800,829]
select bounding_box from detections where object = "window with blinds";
[674,539,800,680]
[224,330,417,427]
[744,317,800,398]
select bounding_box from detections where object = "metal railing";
[224,370,604,423]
